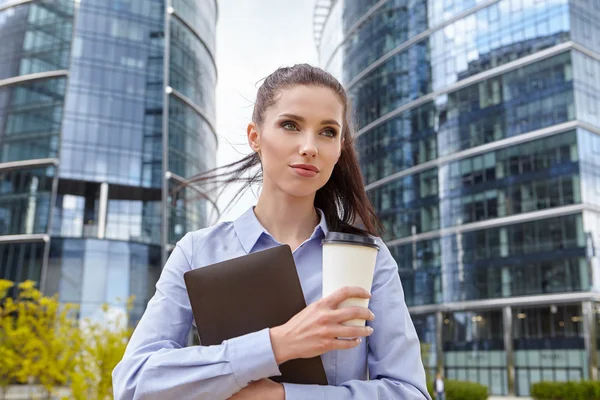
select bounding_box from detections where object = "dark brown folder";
[183,245,328,385]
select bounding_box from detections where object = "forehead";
[269,85,344,121]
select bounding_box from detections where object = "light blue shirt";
[112,207,430,399]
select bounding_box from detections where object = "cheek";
[258,136,289,175]
[259,130,289,157]
[323,144,342,168]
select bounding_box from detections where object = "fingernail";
[357,338,363,343]
[370,312,375,320]
[366,326,374,333]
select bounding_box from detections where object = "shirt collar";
[233,206,329,253]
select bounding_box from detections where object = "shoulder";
[175,221,242,267]
[186,221,236,246]
[180,221,237,252]
[370,236,395,263]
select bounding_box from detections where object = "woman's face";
[248,85,344,199]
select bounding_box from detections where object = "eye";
[281,121,298,131]
[321,128,338,138]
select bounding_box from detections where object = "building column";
[435,310,444,376]
[161,1,173,268]
[503,306,515,396]
[25,176,39,234]
[97,182,108,239]
[582,301,598,380]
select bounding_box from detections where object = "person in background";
[434,372,445,400]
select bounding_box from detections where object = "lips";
[290,164,320,173]
[290,164,320,178]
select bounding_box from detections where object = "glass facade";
[317,0,600,394]
[443,310,507,394]
[0,0,217,323]
[513,304,586,396]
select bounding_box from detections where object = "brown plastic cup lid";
[322,232,380,250]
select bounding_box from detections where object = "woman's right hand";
[269,286,375,365]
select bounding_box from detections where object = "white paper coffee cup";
[322,232,379,327]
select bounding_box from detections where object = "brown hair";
[177,64,382,237]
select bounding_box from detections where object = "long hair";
[175,64,382,237]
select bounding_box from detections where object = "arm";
[112,232,281,400]
[281,240,431,400]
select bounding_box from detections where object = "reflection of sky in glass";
[57,0,164,187]
[321,0,504,83]
[318,0,343,66]
[51,238,159,322]
[431,0,569,91]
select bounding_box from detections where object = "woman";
[112,64,430,399]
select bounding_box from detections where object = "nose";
[299,133,318,158]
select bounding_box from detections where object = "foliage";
[0,279,82,397]
[68,302,133,400]
[444,380,488,400]
[0,279,133,400]
[531,381,600,400]
[428,380,488,400]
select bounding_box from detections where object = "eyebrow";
[278,113,341,128]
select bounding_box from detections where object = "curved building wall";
[0,0,74,290]
[0,0,217,326]
[166,0,217,245]
[318,0,600,395]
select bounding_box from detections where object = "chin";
[280,182,324,199]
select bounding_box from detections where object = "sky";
[214,0,318,222]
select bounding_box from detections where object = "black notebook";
[183,245,328,385]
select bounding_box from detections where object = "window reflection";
[47,238,161,325]
[359,53,575,185]
[370,129,582,242]
[347,0,571,129]
[51,179,162,245]
[0,166,54,235]
[0,78,66,162]
[169,18,216,123]
[169,96,217,179]
[0,241,44,291]
[513,304,586,395]
[168,179,209,244]
[171,0,217,55]
[0,1,74,80]
[396,214,588,305]
[443,310,507,395]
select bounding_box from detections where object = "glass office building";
[0,0,217,324]
[315,0,600,395]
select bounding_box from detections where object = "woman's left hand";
[227,379,285,400]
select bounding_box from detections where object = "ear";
[337,137,345,159]
[247,122,260,154]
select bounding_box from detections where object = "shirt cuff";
[283,383,326,400]
[226,328,281,389]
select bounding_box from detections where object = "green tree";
[0,280,81,399]
[0,280,133,400]
[68,301,133,400]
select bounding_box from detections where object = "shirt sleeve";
[111,232,282,400]
[282,239,431,400]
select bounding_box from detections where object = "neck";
[254,189,319,248]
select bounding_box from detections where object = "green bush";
[428,380,488,400]
[531,381,600,400]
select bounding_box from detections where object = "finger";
[323,286,371,308]
[328,337,363,351]
[330,306,374,323]
[333,325,374,339]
